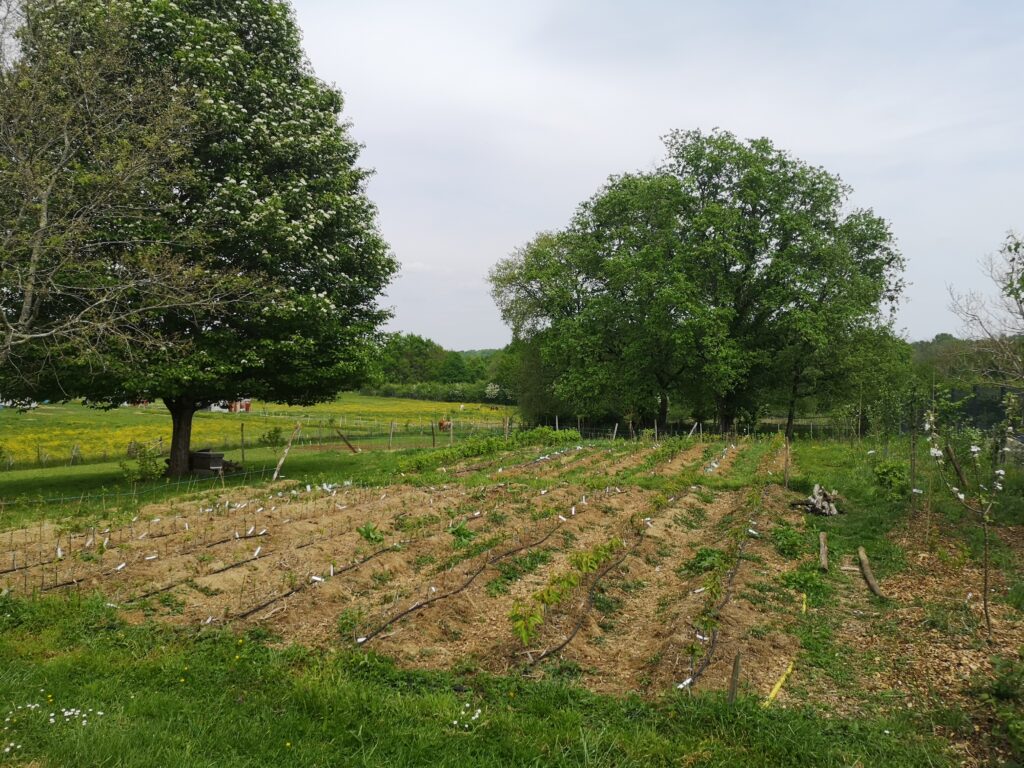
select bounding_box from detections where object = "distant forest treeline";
[370,331,1018,431]
[363,334,514,405]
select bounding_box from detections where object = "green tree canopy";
[377,333,447,384]
[491,129,904,434]
[3,0,396,474]
[0,0,240,379]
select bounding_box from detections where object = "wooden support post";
[654,421,658,442]
[504,417,509,442]
[857,546,884,598]
[909,397,918,510]
[728,652,742,704]
[332,429,359,455]
[431,421,436,448]
[388,421,395,451]
[943,444,969,492]
[818,531,828,572]
[240,422,246,464]
[611,423,618,441]
[555,415,559,431]
[784,438,791,490]
[449,419,454,447]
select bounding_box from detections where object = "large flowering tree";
[7,0,396,475]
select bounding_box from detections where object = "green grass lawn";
[0,596,951,768]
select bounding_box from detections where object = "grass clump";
[485,550,553,596]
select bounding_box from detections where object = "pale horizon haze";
[292,0,1024,350]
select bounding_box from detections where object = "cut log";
[818,531,828,572]
[857,546,884,598]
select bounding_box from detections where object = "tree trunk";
[164,396,197,477]
[658,391,669,431]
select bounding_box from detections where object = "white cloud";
[294,0,1024,348]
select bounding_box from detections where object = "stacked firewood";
[792,484,842,516]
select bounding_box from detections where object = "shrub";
[679,547,728,576]
[401,427,582,473]
[259,426,286,449]
[771,525,804,559]
[873,459,908,502]
[118,443,164,484]
[975,651,1024,760]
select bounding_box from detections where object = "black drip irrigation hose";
[687,483,771,689]
[357,522,566,645]
[228,541,405,623]
[529,534,643,665]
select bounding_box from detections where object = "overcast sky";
[291,0,1023,350]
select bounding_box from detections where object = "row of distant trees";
[363,334,513,405]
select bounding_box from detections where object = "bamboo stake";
[762,661,794,707]
[272,423,302,482]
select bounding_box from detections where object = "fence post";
[431,422,436,448]
[240,422,246,464]
[388,421,395,451]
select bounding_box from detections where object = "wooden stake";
[431,422,436,448]
[784,438,791,489]
[908,397,918,510]
[818,531,828,572]
[611,423,618,441]
[240,422,246,464]
[388,422,395,451]
[857,546,884,598]
[332,428,359,455]
[728,652,742,704]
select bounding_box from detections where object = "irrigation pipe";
[358,522,566,645]
[529,535,641,664]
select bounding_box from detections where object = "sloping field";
[1,438,805,700]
